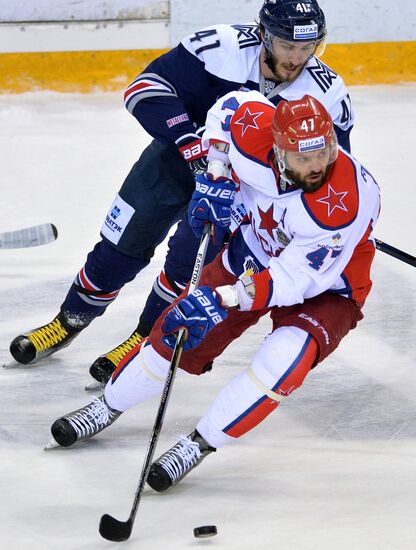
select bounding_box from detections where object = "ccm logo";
[196,182,234,200]
[193,289,223,325]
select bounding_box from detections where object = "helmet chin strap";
[264,46,276,74]
[273,146,291,191]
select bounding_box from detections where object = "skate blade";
[44,438,60,451]
[1,357,42,368]
[1,359,21,369]
[84,379,105,392]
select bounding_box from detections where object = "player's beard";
[286,167,327,193]
[266,50,304,84]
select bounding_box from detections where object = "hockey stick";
[375,238,415,268]
[99,223,212,542]
[0,223,58,249]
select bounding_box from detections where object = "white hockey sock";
[104,344,171,412]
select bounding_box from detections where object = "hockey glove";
[162,286,228,351]
[216,269,274,312]
[188,173,236,245]
[188,155,208,177]
[178,137,208,176]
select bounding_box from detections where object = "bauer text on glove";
[162,286,228,350]
[188,173,236,245]
[178,137,208,176]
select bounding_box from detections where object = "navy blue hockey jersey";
[124,23,354,152]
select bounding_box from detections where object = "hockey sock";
[61,240,149,322]
[138,270,186,330]
[196,327,318,449]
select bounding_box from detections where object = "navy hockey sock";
[62,240,149,323]
[138,285,175,332]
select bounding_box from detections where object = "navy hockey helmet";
[259,0,326,54]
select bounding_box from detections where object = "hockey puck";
[193,525,217,538]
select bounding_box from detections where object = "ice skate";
[147,431,216,492]
[9,310,87,365]
[88,330,145,384]
[46,395,122,449]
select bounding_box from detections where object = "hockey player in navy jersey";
[10,0,354,385]
[47,93,380,501]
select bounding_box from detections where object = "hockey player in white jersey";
[48,93,380,495]
[10,0,355,388]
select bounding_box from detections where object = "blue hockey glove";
[188,173,236,245]
[162,286,228,351]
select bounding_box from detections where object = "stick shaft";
[108,224,211,535]
[375,238,415,268]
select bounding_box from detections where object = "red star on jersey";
[316,184,349,217]
[234,107,263,136]
[258,204,278,240]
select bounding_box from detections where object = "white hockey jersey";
[202,90,381,309]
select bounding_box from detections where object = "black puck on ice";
[193,525,217,538]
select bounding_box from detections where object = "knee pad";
[248,326,317,399]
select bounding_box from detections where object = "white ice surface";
[0,85,415,550]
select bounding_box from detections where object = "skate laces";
[67,396,116,439]
[27,318,69,352]
[105,331,144,366]
[158,435,202,482]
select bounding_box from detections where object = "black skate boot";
[48,395,122,448]
[9,309,88,365]
[89,330,146,384]
[147,431,216,492]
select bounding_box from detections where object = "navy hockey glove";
[162,286,228,351]
[187,155,208,177]
[188,173,236,245]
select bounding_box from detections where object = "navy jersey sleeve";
[124,24,260,147]
[124,45,204,146]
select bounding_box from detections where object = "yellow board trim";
[321,41,416,85]
[0,49,169,93]
[0,41,414,93]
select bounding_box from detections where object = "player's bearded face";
[268,39,316,82]
[284,148,331,192]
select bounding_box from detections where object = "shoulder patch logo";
[231,24,261,49]
[306,58,338,93]
[301,151,359,230]
[316,185,348,217]
[234,107,263,136]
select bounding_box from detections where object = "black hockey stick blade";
[99,514,133,542]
